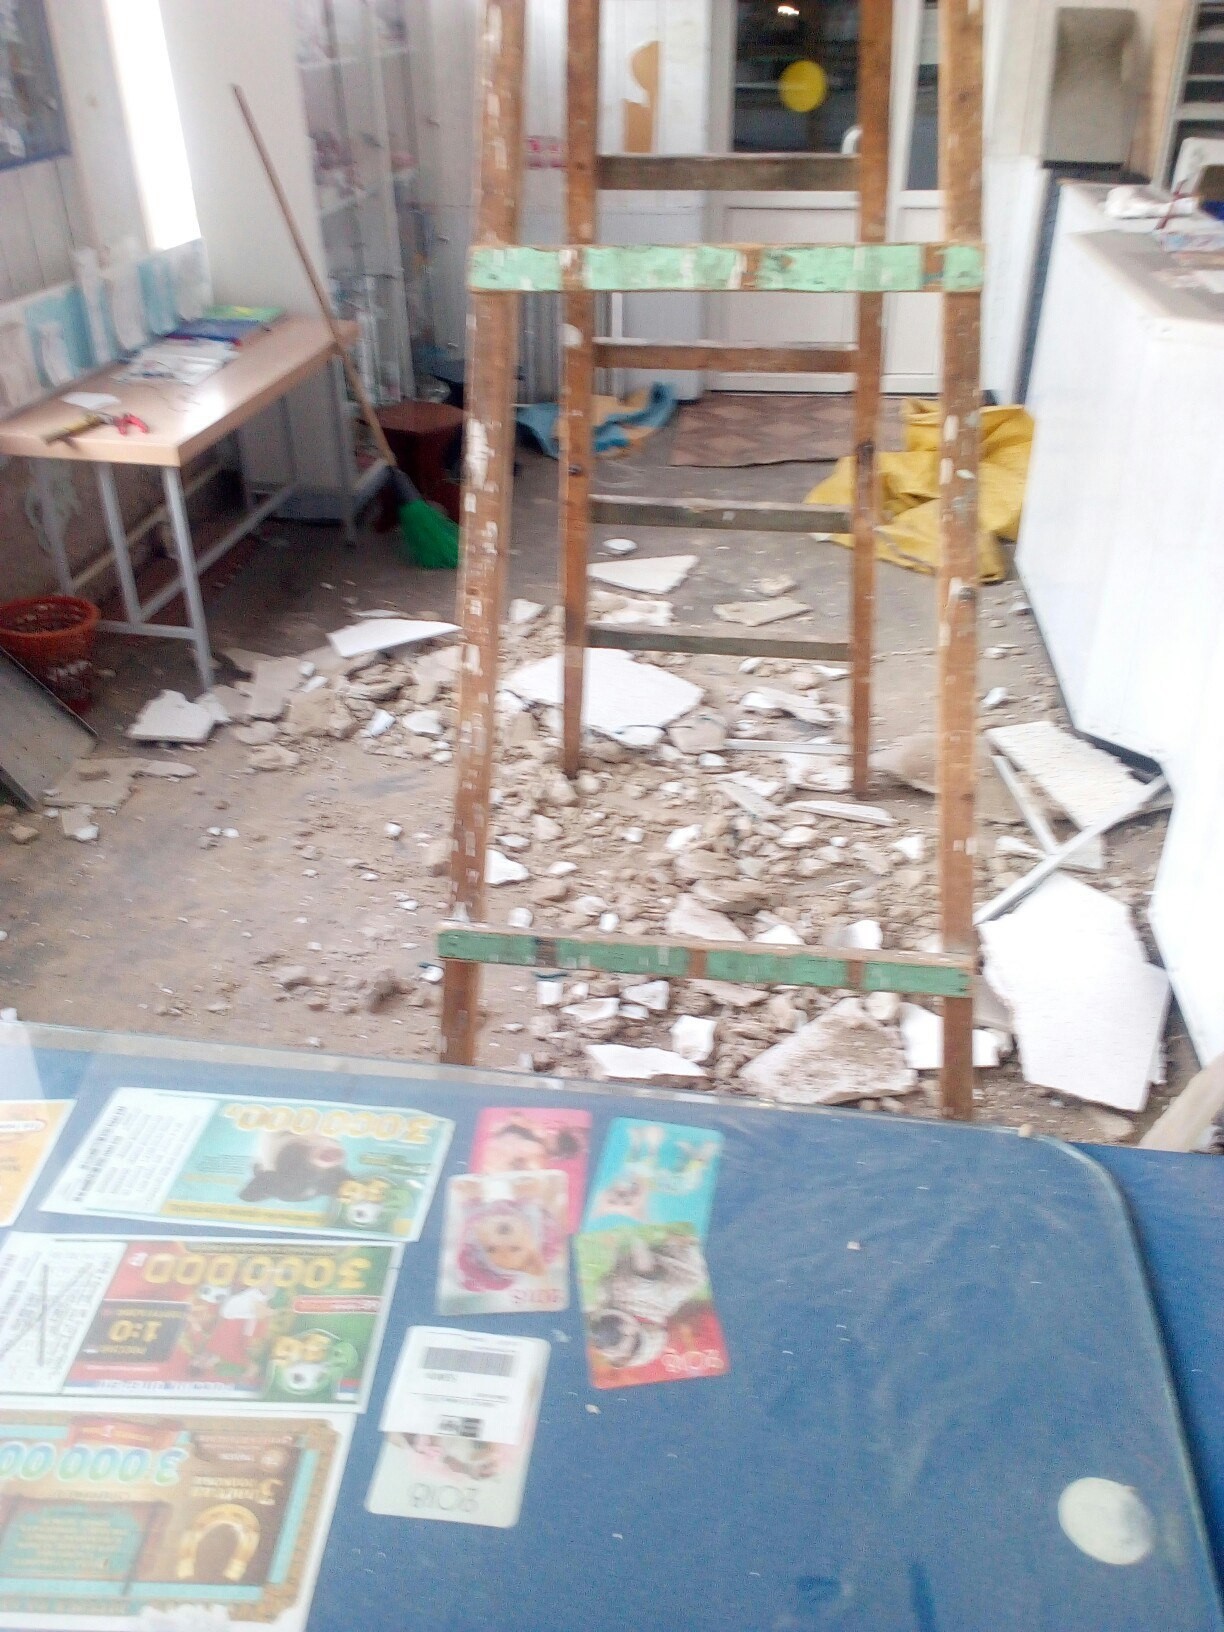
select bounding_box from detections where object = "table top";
[0,317,353,469]
[0,1022,1220,1632]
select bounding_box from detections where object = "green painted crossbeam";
[468,242,985,295]
[437,928,973,999]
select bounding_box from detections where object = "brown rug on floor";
[668,393,907,467]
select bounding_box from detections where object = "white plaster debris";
[981,875,1170,1112]
[327,619,458,659]
[587,554,697,595]
[899,1004,1007,1072]
[671,1015,717,1062]
[196,690,233,726]
[585,1044,705,1082]
[834,919,884,951]
[536,973,565,1007]
[787,799,894,827]
[988,721,1146,829]
[245,657,303,721]
[61,809,98,842]
[508,598,545,627]
[755,923,804,946]
[624,980,669,1012]
[665,896,746,942]
[740,689,831,726]
[590,593,674,628]
[362,709,396,738]
[714,597,810,627]
[599,912,620,933]
[486,850,530,886]
[384,823,403,840]
[755,574,797,597]
[982,686,1010,710]
[892,833,928,862]
[864,991,902,1024]
[563,997,621,1025]
[600,537,638,555]
[665,824,702,854]
[741,998,917,1105]
[127,692,215,745]
[403,709,443,737]
[507,906,534,930]
[503,650,703,742]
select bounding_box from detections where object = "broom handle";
[232,83,399,472]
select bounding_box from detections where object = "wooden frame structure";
[441,0,984,1119]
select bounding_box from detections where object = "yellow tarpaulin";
[804,401,1034,582]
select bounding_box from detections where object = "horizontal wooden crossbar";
[438,928,974,998]
[587,627,851,662]
[597,153,858,192]
[591,496,850,533]
[594,339,858,373]
[469,242,985,294]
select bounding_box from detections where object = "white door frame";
[705,0,942,393]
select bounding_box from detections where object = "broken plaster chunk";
[899,1004,1006,1072]
[665,824,703,855]
[507,906,534,930]
[585,1044,705,1083]
[61,809,98,842]
[982,686,1010,711]
[127,691,215,745]
[504,650,703,742]
[740,689,831,726]
[245,656,303,722]
[714,596,810,627]
[588,554,697,596]
[893,833,927,863]
[864,990,902,1024]
[834,919,884,951]
[247,744,301,772]
[787,799,894,827]
[235,722,278,746]
[508,598,546,627]
[624,980,669,1012]
[756,574,797,597]
[564,997,621,1025]
[362,709,397,739]
[987,720,1146,828]
[403,709,443,737]
[487,849,530,886]
[327,618,459,659]
[671,1014,717,1062]
[755,922,805,946]
[665,896,746,942]
[669,710,727,756]
[741,998,916,1105]
[135,760,197,780]
[600,537,637,555]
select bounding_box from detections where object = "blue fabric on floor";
[516,382,679,458]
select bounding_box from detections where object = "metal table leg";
[328,355,358,547]
[160,467,214,690]
[94,465,143,625]
[32,461,74,593]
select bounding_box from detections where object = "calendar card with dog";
[436,1171,569,1315]
[42,1087,453,1241]
[0,1233,399,1409]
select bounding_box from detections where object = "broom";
[232,85,460,569]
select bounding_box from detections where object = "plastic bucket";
[0,595,100,714]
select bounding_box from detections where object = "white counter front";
[1019,219,1224,1064]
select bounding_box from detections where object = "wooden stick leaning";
[231,83,399,476]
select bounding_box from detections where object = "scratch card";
[575,1223,729,1389]
[471,1106,591,1231]
[584,1119,722,1239]
[437,1171,569,1315]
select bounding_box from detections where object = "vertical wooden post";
[851,0,893,798]
[561,0,601,778]
[936,0,983,1118]
[441,0,528,1066]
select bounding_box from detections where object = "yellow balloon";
[779,59,828,115]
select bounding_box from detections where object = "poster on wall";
[43,1086,453,1241]
[0,1234,400,1409]
[0,1408,350,1632]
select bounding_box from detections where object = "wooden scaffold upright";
[439,0,984,1118]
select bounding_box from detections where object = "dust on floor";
[0,440,1191,1145]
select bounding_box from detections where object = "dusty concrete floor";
[0,417,1190,1143]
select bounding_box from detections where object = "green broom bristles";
[399,498,460,569]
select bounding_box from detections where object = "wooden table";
[0,318,358,689]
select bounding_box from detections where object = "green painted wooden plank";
[437,929,972,997]
[468,244,985,295]
[861,960,971,998]
[555,939,692,977]
[706,950,850,986]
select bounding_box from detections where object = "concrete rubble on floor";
[127,691,215,744]
[713,596,810,627]
[988,720,1147,828]
[741,998,917,1105]
[502,650,703,743]
[585,1043,705,1082]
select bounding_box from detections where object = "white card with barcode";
[381,1327,546,1445]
